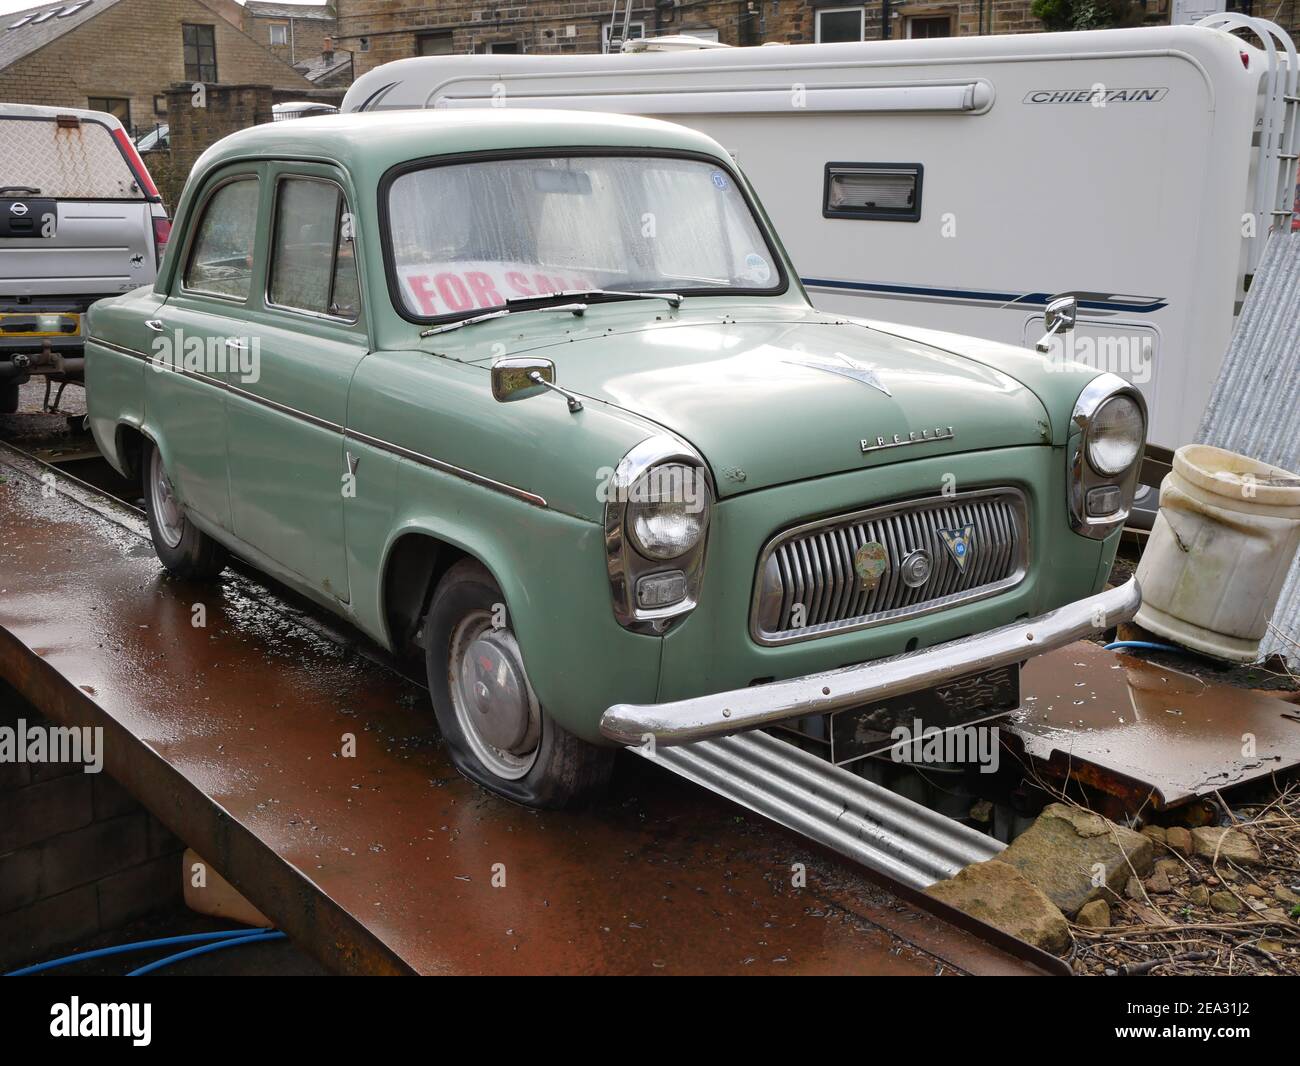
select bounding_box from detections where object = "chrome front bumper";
[600,578,1141,746]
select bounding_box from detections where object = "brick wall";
[0,682,185,973]
[0,0,313,134]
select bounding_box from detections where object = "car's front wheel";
[142,440,228,579]
[423,558,615,808]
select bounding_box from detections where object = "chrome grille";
[751,488,1028,645]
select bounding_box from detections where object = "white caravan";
[342,17,1298,457]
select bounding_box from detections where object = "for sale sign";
[400,260,600,316]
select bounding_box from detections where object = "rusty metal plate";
[0,446,1057,975]
[1009,641,1300,809]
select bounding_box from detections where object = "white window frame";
[269,23,288,46]
[815,6,866,44]
[602,19,646,52]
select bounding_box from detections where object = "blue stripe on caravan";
[800,278,1167,314]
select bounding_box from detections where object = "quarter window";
[268,178,359,321]
[183,24,218,82]
[184,178,259,299]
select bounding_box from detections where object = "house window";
[183,24,218,82]
[815,7,865,43]
[87,96,131,127]
[906,15,953,37]
[602,20,645,52]
[417,31,453,56]
[358,37,370,52]
[486,40,521,54]
[269,23,288,46]
[153,94,167,115]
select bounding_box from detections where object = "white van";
[341,18,1298,466]
[0,103,169,412]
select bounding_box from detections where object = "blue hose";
[5,927,268,976]
[128,930,286,976]
[1104,639,1186,654]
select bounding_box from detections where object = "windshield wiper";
[506,288,683,310]
[420,288,684,338]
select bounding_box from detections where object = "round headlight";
[626,463,710,560]
[1086,394,1144,476]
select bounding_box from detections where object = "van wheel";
[0,382,19,414]
[423,559,614,809]
[143,441,227,579]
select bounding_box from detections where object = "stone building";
[334,0,1296,79]
[244,1,336,65]
[0,0,315,133]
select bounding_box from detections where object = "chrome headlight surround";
[1067,373,1147,539]
[605,435,713,634]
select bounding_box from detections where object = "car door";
[145,168,265,533]
[223,165,368,602]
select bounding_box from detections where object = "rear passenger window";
[184,178,260,299]
[268,177,359,321]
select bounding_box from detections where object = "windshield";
[387,154,783,319]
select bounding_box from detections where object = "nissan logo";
[9,202,29,216]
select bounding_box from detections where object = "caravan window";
[385,154,784,320]
[824,163,923,222]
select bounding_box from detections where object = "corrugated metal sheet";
[1196,229,1300,667]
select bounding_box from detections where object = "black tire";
[141,440,228,579]
[423,558,614,809]
[0,381,19,414]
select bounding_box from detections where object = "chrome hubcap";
[448,611,540,780]
[149,447,185,549]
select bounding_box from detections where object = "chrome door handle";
[145,319,164,332]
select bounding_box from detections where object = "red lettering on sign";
[505,272,533,297]
[466,271,504,309]
[408,275,439,315]
[435,273,473,313]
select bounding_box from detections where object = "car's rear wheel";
[423,558,614,809]
[142,441,228,579]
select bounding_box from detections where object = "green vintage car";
[86,109,1144,808]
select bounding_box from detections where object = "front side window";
[184,178,259,299]
[268,177,359,320]
[386,154,782,319]
[183,24,218,82]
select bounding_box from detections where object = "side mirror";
[1034,295,1078,353]
[490,356,583,413]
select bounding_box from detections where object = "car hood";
[479,310,1051,496]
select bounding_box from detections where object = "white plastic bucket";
[1134,444,1300,662]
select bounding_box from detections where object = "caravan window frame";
[823,162,924,222]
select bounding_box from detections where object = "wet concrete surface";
[1010,641,1300,809]
[0,445,1052,975]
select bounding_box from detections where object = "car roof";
[191,108,732,191]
